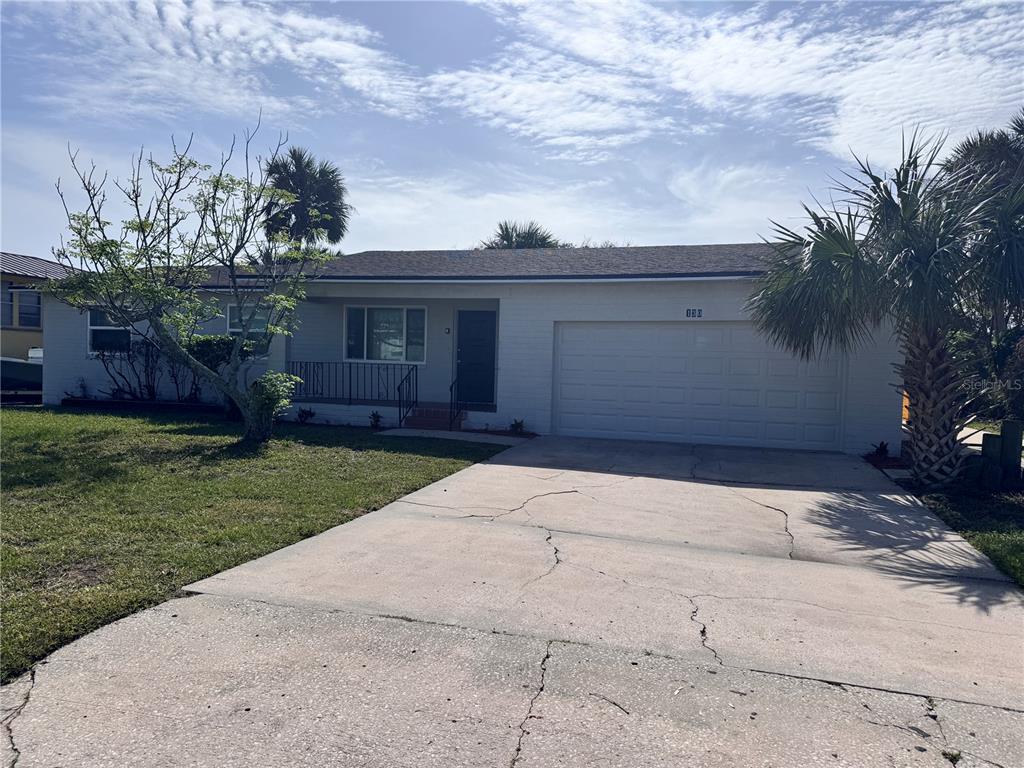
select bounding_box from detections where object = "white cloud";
[23,0,423,123]
[426,43,674,162]
[343,167,667,250]
[666,162,806,243]
[434,0,1024,164]
[14,1,1020,164]
[341,158,805,252]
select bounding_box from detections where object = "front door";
[456,310,497,407]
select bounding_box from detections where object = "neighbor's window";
[1,282,13,326]
[17,290,41,328]
[345,306,425,363]
[88,309,131,353]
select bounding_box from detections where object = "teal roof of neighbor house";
[313,243,770,281]
[0,252,72,281]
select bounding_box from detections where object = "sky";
[1,0,1022,260]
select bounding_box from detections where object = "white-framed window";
[18,290,41,328]
[227,304,271,356]
[227,305,270,339]
[88,309,131,353]
[345,306,426,363]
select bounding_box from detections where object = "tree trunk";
[147,319,270,441]
[897,328,971,488]
[242,405,274,442]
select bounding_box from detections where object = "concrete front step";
[404,416,459,430]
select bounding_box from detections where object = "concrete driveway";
[4,437,1022,767]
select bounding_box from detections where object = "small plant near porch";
[50,128,348,441]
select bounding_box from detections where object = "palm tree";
[480,220,568,249]
[748,133,1008,488]
[264,147,351,246]
[945,109,1024,339]
[942,112,1024,422]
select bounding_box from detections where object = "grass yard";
[969,419,1002,434]
[922,488,1024,586]
[0,407,503,682]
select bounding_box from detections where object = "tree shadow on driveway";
[804,491,1024,612]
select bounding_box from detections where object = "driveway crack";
[685,596,724,666]
[860,717,935,740]
[508,490,583,514]
[565,561,724,666]
[958,752,1007,768]
[572,475,636,491]
[510,640,553,768]
[724,487,795,559]
[2,668,36,767]
[519,529,563,590]
[402,489,584,523]
[399,499,513,520]
[588,692,630,715]
[925,697,948,746]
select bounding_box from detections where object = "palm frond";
[480,220,565,249]
[748,205,885,360]
[263,147,350,246]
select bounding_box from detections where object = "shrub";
[245,372,301,441]
[184,335,256,371]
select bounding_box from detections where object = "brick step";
[404,415,461,430]
[410,407,452,419]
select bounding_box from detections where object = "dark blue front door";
[457,310,497,407]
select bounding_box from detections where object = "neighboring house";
[41,244,903,454]
[1,252,69,359]
[2,252,71,395]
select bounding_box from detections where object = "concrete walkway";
[4,437,1022,767]
[380,427,529,446]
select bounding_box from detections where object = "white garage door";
[553,321,843,450]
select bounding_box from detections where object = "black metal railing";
[288,361,417,405]
[448,377,466,431]
[396,366,418,427]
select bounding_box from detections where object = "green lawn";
[0,407,502,682]
[922,488,1024,586]
[969,419,1002,434]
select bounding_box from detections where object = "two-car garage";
[552,321,844,451]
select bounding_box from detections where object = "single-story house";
[41,244,903,453]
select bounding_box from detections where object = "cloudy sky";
[2,0,1022,259]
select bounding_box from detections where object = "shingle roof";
[310,243,770,282]
[0,252,72,281]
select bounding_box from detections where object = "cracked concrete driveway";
[4,437,1023,767]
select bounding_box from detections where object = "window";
[227,305,270,340]
[227,304,271,356]
[1,282,12,327]
[18,291,41,328]
[345,307,425,363]
[88,309,130,353]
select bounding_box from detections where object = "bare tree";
[51,125,335,441]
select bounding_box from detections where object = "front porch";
[285,295,499,429]
[287,360,456,428]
